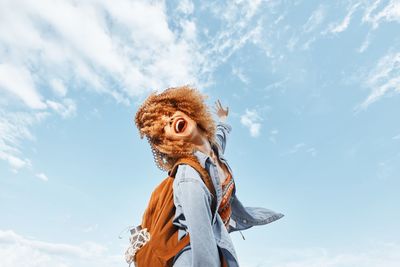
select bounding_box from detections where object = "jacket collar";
[193,149,210,168]
[193,142,221,168]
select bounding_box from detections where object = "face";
[162,111,198,142]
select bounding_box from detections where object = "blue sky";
[1,0,400,266]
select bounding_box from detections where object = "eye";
[174,118,187,133]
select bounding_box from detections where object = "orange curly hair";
[134,85,217,171]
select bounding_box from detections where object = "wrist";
[218,116,227,123]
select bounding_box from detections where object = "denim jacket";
[171,121,284,266]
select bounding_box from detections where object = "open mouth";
[173,118,187,133]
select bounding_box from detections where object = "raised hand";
[212,99,229,122]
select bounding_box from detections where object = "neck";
[191,129,213,157]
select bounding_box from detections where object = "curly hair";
[134,85,217,171]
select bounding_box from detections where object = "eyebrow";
[165,116,174,126]
[170,114,180,122]
[165,114,180,126]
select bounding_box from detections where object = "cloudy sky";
[1,0,400,266]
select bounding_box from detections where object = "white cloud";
[303,5,325,33]
[50,79,68,97]
[0,0,265,103]
[0,110,46,170]
[0,64,46,109]
[46,99,77,118]
[320,0,400,37]
[0,229,121,267]
[0,0,218,106]
[210,0,261,24]
[0,0,203,100]
[269,129,279,143]
[0,0,267,172]
[357,32,372,53]
[327,3,361,34]
[177,0,194,15]
[393,134,400,140]
[363,0,400,29]
[232,66,249,84]
[330,14,352,33]
[240,109,263,137]
[35,173,48,182]
[289,143,305,154]
[281,143,317,157]
[301,36,317,51]
[0,152,31,170]
[356,51,400,110]
[286,36,299,52]
[200,0,264,81]
[321,0,400,52]
[180,20,197,41]
[0,0,207,169]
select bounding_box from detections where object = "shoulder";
[174,164,203,184]
[173,164,211,198]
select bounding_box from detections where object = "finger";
[220,101,226,111]
[217,99,222,109]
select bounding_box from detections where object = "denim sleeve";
[175,174,220,267]
[215,121,232,154]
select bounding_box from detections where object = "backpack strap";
[168,157,217,219]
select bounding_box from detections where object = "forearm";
[215,121,232,154]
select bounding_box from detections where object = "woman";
[134,86,283,266]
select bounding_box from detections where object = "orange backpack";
[134,157,217,267]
